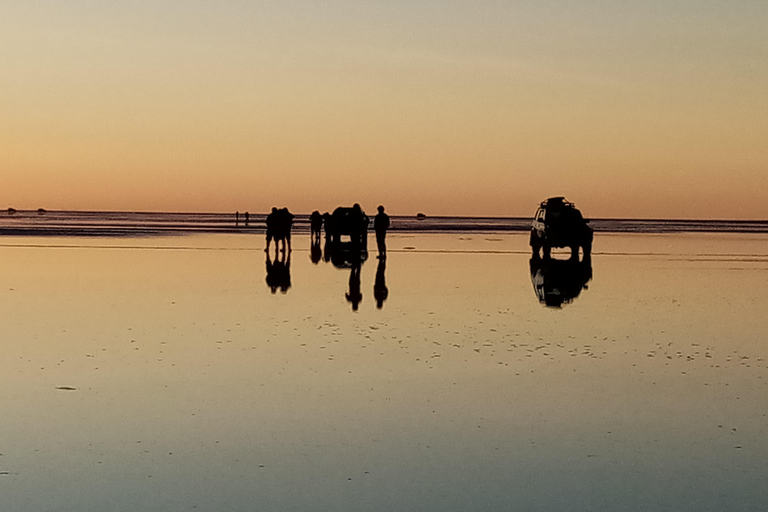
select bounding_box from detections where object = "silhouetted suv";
[530,197,593,259]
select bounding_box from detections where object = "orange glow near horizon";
[2,1,767,219]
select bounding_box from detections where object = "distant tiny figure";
[310,210,323,242]
[374,205,390,258]
[373,257,388,309]
[244,211,250,226]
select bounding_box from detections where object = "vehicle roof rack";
[542,196,574,208]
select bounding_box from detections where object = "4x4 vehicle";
[530,197,593,259]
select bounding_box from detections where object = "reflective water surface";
[0,232,767,511]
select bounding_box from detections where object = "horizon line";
[3,208,767,224]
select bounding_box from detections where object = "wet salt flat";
[0,232,767,511]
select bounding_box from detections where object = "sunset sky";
[1,0,766,218]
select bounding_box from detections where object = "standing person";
[265,207,278,253]
[244,211,250,226]
[280,208,295,253]
[373,205,390,259]
[310,210,323,242]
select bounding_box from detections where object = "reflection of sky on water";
[0,232,767,511]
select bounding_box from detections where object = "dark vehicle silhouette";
[529,256,592,308]
[530,197,592,259]
[325,204,369,245]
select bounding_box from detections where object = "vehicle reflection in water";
[529,256,592,308]
[324,238,369,311]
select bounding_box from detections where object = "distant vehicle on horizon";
[530,197,592,260]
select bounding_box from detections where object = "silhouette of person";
[346,253,363,311]
[373,257,388,309]
[279,208,295,252]
[351,203,369,247]
[373,205,389,259]
[310,210,323,242]
[245,211,250,226]
[265,207,278,253]
[310,236,322,264]
[322,212,332,237]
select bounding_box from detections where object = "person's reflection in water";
[373,257,388,309]
[323,235,333,263]
[266,250,291,294]
[346,253,363,311]
[310,236,322,264]
[278,251,291,293]
[265,251,279,294]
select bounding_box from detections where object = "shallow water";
[2,210,768,236]
[0,232,767,511]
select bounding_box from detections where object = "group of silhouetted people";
[265,207,295,254]
[265,250,291,294]
[260,204,391,310]
[258,204,389,259]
